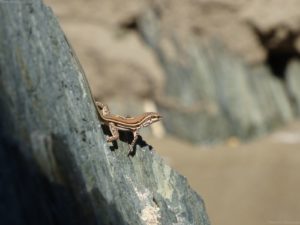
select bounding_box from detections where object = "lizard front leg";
[106,122,119,142]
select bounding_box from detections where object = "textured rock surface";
[0,1,210,224]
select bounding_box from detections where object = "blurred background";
[44,0,300,224]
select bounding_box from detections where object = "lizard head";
[142,112,163,127]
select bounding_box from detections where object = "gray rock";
[0,1,210,225]
[286,60,300,115]
[249,66,294,130]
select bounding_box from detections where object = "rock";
[241,0,300,34]
[286,60,300,115]
[0,1,210,225]
[249,66,294,130]
[138,11,294,143]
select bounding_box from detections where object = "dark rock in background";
[0,1,210,224]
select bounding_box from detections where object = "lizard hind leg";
[129,130,139,154]
[106,122,119,142]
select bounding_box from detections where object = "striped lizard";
[95,101,162,153]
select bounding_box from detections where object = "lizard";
[95,101,162,153]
